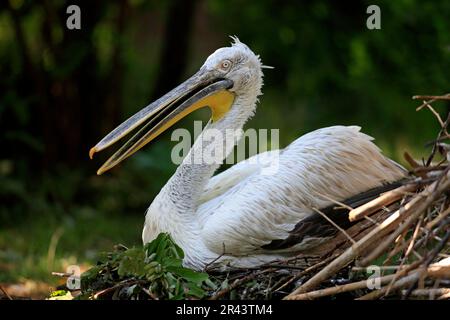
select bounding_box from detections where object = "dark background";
[0,0,449,296]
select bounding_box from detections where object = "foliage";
[48,290,72,299]
[80,233,214,300]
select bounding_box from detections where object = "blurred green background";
[0,0,449,297]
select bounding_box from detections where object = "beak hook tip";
[89,147,96,160]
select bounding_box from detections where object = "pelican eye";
[219,60,232,71]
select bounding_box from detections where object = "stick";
[312,207,356,244]
[275,256,336,292]
[352,265,412,271]
[287,273,398,300]
[209,268,275,300]
[401,288,450,298]
[314,192,354,211]
[421,102,445,127]
[425,207,450,230]
[404,229,450,298]
[358,206,426,266]
[412,94,450,101]
[348,184,417,222]
[404,214,424,258]
[92,279,141,299]
[203,243,227,272]
[404,151,420,168]
[438,292,450,300]
[386,217,447,261]
[0,285,12,300]
[384,259,423,296]
[426,113,450,166]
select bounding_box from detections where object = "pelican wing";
[198,126,407,256]
[261,180,404,250]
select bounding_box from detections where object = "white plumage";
[139,39,406,270]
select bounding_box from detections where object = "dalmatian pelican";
[90,38,406,270]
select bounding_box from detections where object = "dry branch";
[348,184,417,222]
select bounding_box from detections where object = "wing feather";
[198,126,407,255]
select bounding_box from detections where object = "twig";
[287,273,398,300]
[426,113,450,166]
[314,192,354,211]
[352,265,412,271]
[425,207,450,230]
[401,288,450,298]
[0,285,12,300]
[421,101,445,127]
[275,256,336,293]
[92,279,141,299]
[260,264,311,270]
[404,214,425,258]
[438,292,450,300]
[358,205,427,266]
[312,207,356,244]
[348,184,417,222]
[413,94,450,101]
[209,268,276,300]
[204,243,227,272]
[413,165,448,175]
[358,271,420,300]
[403,229,450,298]
[404,151,420,168]
[384,258,423,297]
[362,214,380,226]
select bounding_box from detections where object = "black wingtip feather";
[262,180,406,251]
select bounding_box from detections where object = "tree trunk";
[152,0,197,99]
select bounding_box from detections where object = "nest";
[51,94,450,300]
[206,94,450,300]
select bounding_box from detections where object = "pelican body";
[90,38,406,270]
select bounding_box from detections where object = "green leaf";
[166,266,209,284]
[49,290,68,298]
[161,257,182,268]
[117,247,146,277]
[185,282,206,299]
[80,233,212,300]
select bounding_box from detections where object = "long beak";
[89,70,235,175]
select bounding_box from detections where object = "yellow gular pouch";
[196,89,235,122]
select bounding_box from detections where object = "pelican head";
[89,37,264,175]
